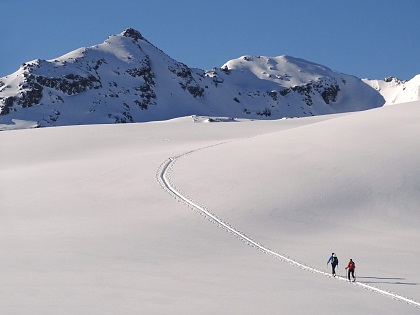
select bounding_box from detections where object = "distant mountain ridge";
[0,28,417,130]
[363,75,420,105]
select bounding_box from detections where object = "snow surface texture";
[1,101,420,314]
[0,28,390,130]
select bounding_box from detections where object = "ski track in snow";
[156,139,420,310]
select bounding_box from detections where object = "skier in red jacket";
[345,259,356,282]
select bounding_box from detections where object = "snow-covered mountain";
[0,28,386,129]
[363,75,420,105]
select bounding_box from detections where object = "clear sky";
[1,0,419,80]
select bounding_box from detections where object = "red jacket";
[346,261,356,270]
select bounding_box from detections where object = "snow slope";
[0,28,385,130]
[1,101,419,314]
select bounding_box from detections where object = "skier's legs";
[347,269,355,281]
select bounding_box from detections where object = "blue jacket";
[327,255,339,266]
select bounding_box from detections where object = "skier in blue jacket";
[327,253,339,276]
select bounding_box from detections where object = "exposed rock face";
[34,74,101,95]
[168,62,205,98]
[0,29,386,129]
[121,28,146,42]
[384,76,406,84]
[0,96,14,115]
[321,85,340,104]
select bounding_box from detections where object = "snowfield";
[1,101,420,314]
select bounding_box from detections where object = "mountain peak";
[0,29,392,130]
[120,28,146,42]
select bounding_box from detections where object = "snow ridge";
[157,138,420,310]
[363,75,420,105]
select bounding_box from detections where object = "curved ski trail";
[157,140,420,310]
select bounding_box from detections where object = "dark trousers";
[332,264,337,275]
[347,269,355,280]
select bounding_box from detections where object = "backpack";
[332,256,338,265]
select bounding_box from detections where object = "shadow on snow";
[357,276,418,286]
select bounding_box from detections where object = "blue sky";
[1,0,419,80]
